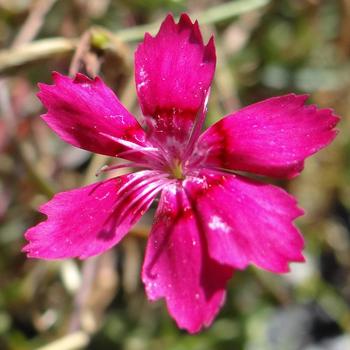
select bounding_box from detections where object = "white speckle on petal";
[166,183,178,195]
[138,81,147,89]
[138,67,149,90]
[95,192,110,201]
[208,215,231,233]
[107,115,126,125]
[145,281,158,292]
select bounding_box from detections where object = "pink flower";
[23,14,339,333]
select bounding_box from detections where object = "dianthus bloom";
[24,14,339,332]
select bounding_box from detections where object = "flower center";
[170,159,185,180]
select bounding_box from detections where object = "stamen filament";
[118,180,172,220]
[182,89,210,163]
[95,162,150,177]
[117,148,166,166]
[116,171,169,204]
[99,131,167,166]
[99,132,159,153]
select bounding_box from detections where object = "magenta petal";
[23,171,164,259]
[142,184,233,333]
[135,14,215,147]
[196,94,339,178]
[38,72,146,157]
[135,14,215,117]
[184,172,305,273]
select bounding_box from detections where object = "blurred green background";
[0,0,350,349]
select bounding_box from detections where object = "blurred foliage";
[0,0,350,349]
